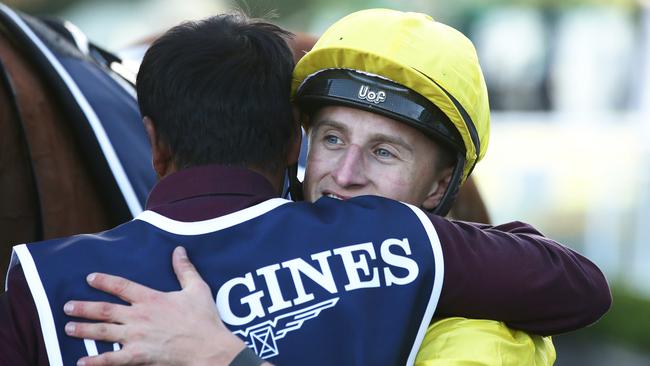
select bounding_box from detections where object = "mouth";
[322,191,349,200]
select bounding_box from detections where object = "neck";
[248,166,285,196]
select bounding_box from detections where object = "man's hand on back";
[63,246,247,366]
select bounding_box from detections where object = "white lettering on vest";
[381,238,419,286]
[216,272,265,326]
[215,238,425,327]
[282,250,338,305]
[333,242,381,291]
[257,263,292,313]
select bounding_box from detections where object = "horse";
[0,6,490,283]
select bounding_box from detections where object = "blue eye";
[325,135,341,145]
[375,148,393,158]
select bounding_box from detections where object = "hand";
[64,246,246,366]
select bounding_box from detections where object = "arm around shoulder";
[430,216,612,335]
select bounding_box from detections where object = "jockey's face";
[303,106,451,210]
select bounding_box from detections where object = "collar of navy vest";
[146,165,278,210]
[137,198,290,235]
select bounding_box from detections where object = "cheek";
[370,158,437,205]
[303,149,331,196]
[305,148,328,180]
[370,166,416,201]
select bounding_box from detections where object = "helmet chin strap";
[285,162,304,201]
[431,153,465,216]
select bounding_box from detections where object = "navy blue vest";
[10,196,443,366]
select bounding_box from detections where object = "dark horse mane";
[0,10,490,288]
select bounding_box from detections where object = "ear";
[421,166,453,211]
[143,117,175,178]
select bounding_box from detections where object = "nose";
[331,145,368,188]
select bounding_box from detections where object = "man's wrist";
[197,329,248,366]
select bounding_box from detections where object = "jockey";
[292,8,488,216]
[291,8,552,365]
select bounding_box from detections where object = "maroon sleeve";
[0,265,49,365]
[431,217,612,336]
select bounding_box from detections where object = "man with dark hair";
[136,16,296,175]
[136,16,299,183]
[0,14,300,366]
[2,11,609,366]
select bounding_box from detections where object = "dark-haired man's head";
[136,14,299,191]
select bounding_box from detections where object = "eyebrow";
[312,118,414,154]
[369,133,414,154]
[311,118,348,135]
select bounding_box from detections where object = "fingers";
[172,246,207,290]
[76,350,140,366]
[64,300,130,322]
[86,273,158,303]
[64,321,123,343]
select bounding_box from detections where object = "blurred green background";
[7,0,650,364]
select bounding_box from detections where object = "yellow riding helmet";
[292,8,490,186]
